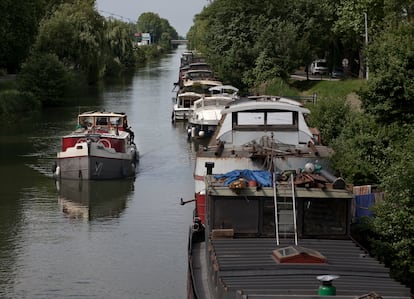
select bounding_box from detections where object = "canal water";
[0,46,198,298]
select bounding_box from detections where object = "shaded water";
[0,46,198,298]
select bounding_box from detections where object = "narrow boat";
[54,111,138,180]
[187,95,235,138]
[185,96,411,298]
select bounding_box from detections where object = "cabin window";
[212,197,259,235]
[267,112,293,125]
[182,99,190,108]
[233,110,298,131]
[110,117,121,126]
[302,198,348,236]
[80,116,93,127]
[96,117,108,125]
[238,112,265,125]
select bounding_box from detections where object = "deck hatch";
[272,245,327,264]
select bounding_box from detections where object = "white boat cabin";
[215,96,315,147]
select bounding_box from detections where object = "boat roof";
[222,97,310,115]
[189,62,211,67]
[183,79,223,87]
[248,95,304,106]
[185,69,214,74]
[78,111,127,118]
[177,92,203,98]
[198,95,235,102]
[207,238,411,298]
[209,85,239,93]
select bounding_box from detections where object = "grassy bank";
[262,77,367,100]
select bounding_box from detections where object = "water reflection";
[56,179,134,221]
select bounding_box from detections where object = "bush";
[17,52,71,106]
[0,90,40,118]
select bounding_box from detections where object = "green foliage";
[34,1,106,83]
[0,78,17,91]
[361,22,414,124]
[189,0,342,89]
[369,127,414,288]
[302,79,367,99]
[17,53,71,106]
[105,19,136,74]
[136,12,178,46]
[330,113,385,184]
[261,78,301,98]
[0,90,41,118]
[139,45,163,60]
[0,0,46,72]
[307,96,353,146]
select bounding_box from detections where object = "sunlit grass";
[263,77,367,100]
[296,79,367,99]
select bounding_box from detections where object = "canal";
[0,46,196,298]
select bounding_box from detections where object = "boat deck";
[191,242,212,299]
[205,238,411,298]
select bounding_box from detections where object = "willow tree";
[105,19,136,73]
[34,0,106,83]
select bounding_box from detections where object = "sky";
[95,0,209,36]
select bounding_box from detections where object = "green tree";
[0,0,78,73]
[369,127,414,289]
[34,0,106,83]
[17,52,70,106]
[0,0,46,72]
[360,22,414,124]
[0,90,41,118]
[136,12,178,48]
[105,19,136,72]
[189,0,339,89]
[137,12,178,49]
[307,96,353,146]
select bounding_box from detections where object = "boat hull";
[173,108,192,122]
[56,141,138,180]
[57,155,137,180]
[187,123,217,138]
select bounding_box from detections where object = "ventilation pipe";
[205,162,215,175]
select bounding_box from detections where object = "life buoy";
[98,139,111,148]
[76,138,87,143]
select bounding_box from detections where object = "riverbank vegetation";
[188,0,414,291]
[0,0,179,113]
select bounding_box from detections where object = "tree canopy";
[136,12,178,48]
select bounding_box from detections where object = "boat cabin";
[215,97,316,146]
[184,69,216,81]
[77,111,128,131]
[176,92,203,109]
[204,170,353,240]
[192,96,235,112]
[60,111,134,153]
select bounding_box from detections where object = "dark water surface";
[0,46,196,298]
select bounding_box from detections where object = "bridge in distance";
[171,40,188,45]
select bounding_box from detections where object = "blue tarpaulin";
[355,193,375,219]
[214,169,272,187]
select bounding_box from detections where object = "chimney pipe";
[205,162,214,175]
